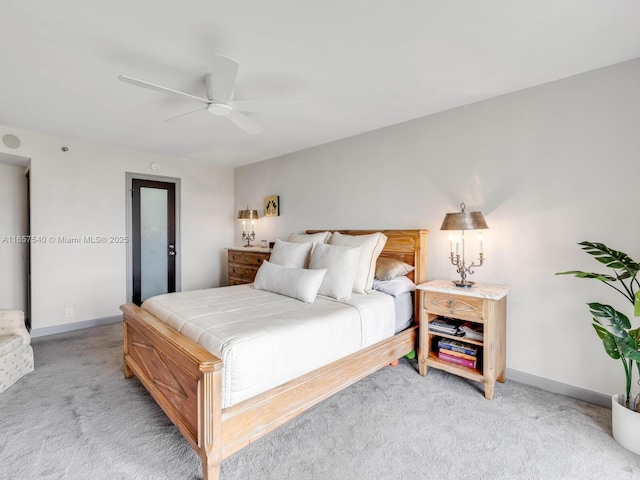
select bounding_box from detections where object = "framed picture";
[264,195,279,217]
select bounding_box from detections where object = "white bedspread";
[141,285,395,408]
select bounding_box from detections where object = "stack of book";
[428,318,462,336]
[437,338,478,369]
[459,322,483,341]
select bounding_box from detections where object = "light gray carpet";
[1,323,639,480]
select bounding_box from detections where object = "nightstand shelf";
[417,280,509,400]
[430,331,484,347]
[426,352,484,381]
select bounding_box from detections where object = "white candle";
[242,220,246,232]
[479,233,484,254]
[449,234,454,254]
[251,220,255,232]
[455,237,460,256]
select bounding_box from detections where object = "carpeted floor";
[1,322,639,480]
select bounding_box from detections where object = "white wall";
[235,58,640,399]
[0,163,28,312]
[0,125,234,332]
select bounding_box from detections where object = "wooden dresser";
[227,247,271,285]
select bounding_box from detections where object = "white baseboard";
[506,368,611,409]
[30,315,121,338]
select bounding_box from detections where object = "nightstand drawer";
[228,251,269,267]
[423,291,485,322]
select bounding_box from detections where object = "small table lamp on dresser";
[237,207,259,247]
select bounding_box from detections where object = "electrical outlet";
[65,307,73,318]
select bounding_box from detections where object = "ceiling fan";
[119,54,286,135]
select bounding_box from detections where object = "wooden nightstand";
[227,247,271,285]
[417,280,509,400]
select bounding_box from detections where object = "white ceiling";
[2,1,640,167]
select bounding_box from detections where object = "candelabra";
[441,202,489,288]
[241,229,256,247]
[448,232,485,287]
[237,207,259,247]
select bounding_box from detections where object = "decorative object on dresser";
[121,229,428,480]
[440,202,488,287]
[417,280,508,400]
[556,241,640,455]
[264,195,279,217]
[227,247,271,285]
[237,207,259,247]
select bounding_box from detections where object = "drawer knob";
[448,299,455,307]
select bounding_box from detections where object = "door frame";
[125,172,181,304]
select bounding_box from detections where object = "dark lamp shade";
[237,209,259,220]
[440,211,488,231]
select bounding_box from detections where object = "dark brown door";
[131,179,176,305]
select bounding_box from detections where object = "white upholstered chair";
[0,310,34,393]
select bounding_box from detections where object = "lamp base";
[452,280,475,288]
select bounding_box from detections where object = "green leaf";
[635,291,640,317]
[616,336,640,363]
[592,324,621,359]
[588,302,631,335]
[555,270,617,282]
[578,242,640,276]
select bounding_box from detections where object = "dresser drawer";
[228,251,269,267]
[229,276,250,286]
[227,248,271,286]
[228,264,260,281]
[423,291,485,322]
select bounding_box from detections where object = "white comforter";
[142,285,396,408]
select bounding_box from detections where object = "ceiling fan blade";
[230,100,304,113]
[118,75,210,104]
[164,106,208,122]
[206,54,240,103]
[226,110,264,135]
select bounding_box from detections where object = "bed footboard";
[121,303,223,480]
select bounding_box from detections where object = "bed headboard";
[307,229,429,286]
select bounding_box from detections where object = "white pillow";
[309,243,361,301]
[372,276,416,298]
[268,239,313,268]
[329,232,388,294]
[253,260,326,303]
[288,231,332,245]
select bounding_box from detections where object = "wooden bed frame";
[121,229,428,480]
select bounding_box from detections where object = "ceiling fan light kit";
[207,103,233,116]
[119,54,271,135]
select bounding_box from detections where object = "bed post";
[199,364,222,480]
[122,320,134,379]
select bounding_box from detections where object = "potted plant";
[556,241,640,455]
